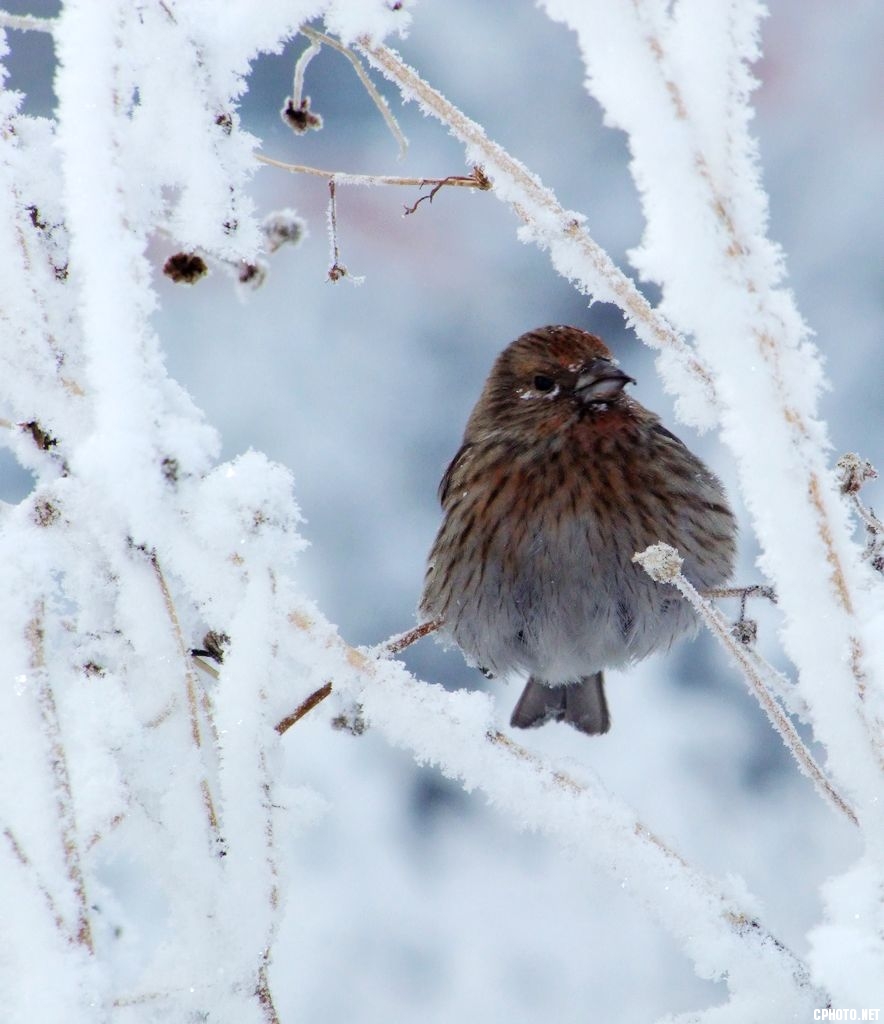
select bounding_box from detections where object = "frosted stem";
[355,36,715,408]
[150,553,222,844]
[301,26,407,158]
[633,544,858,827]
[291,38,321,108]
[2,825,66,934]
[28,606,94,951]
[0,9,56,33]
[256,153,489,196]
[282,608,822,1001]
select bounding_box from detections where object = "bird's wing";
[438,442,474,505]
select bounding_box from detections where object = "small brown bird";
[419,325,736,735]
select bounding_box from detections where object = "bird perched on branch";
[419,325,736,735]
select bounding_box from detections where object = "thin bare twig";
[300,26,407,158]
[256,153,490,204]
[403,168,491,214]
[326,179,344,281]
[703,584,777,605]
[378,618,441,658]
[275,681,333,735]
[702,584,779,651]
[633,544,858,827]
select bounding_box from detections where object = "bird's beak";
[576,359,636,403]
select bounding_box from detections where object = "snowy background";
[1,1,882,1021]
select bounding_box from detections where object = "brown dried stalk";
[275,681,333,735]
[28,605,94,950]
[403,168,491,214]
[150,553,222,843]
[379,618,441,657]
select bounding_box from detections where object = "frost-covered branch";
[0,9,55,33]
[150,552,223,841]
[634,544,857,827]
[536,2,884,845]
[357,18,884,841]
[355,36,718,425]
[278,607,822,1009]
[256,152,490,200]
[29,605,95,952]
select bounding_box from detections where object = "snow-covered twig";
[537,3,884,842]
[355,36,717,421]
[0,9,56,33]
[291,37,321,111]
[702,585,810,719]
[325,179,351,282]
[375,617,440,658]
[634,543,858,827]
[274,620,441,733]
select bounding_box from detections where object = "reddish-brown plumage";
[419,325,736,735]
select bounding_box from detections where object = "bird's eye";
[533,374,555,392]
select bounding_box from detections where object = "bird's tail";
[510,672,610,735]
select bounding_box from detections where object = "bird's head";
[467,325,636,439]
